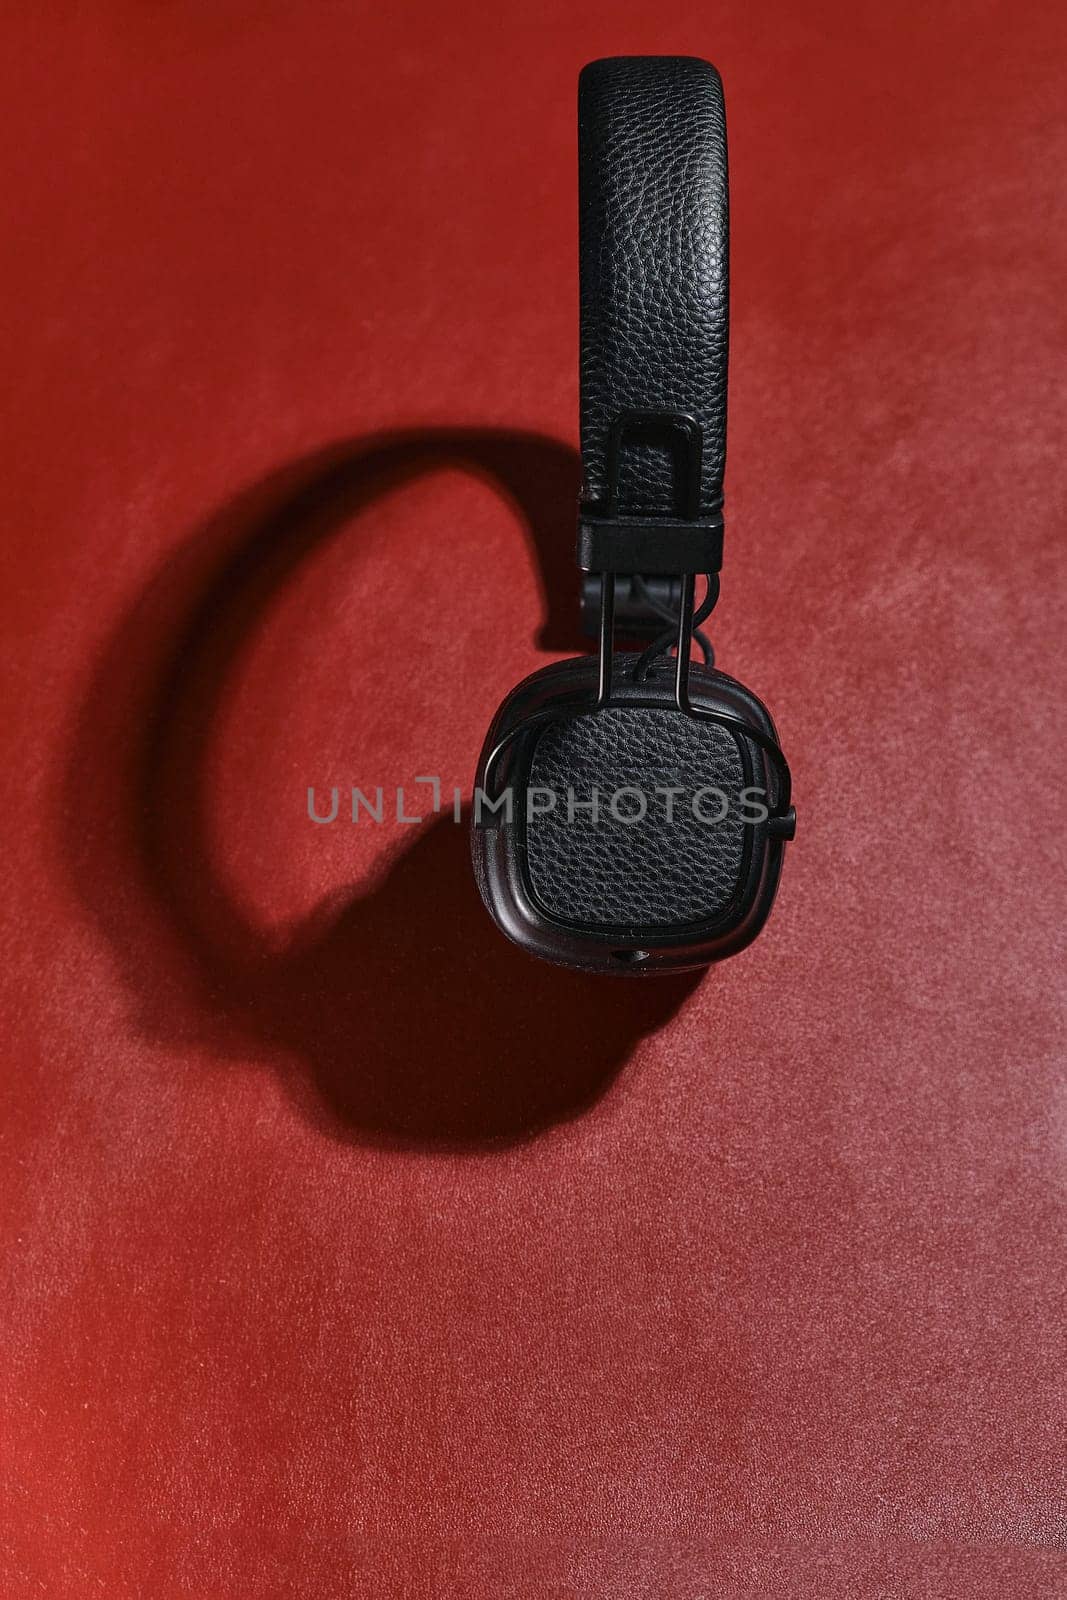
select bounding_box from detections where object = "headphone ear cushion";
[471,655,786,973]
[522,699,749,929]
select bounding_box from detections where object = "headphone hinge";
[576,511,723,575]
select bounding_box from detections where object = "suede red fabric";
[2,4,1065,1595]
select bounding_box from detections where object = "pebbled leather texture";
[579,56,728,518]
[524,706,748,930]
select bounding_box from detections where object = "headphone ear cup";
[470,655,787,974]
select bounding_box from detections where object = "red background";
[2,3,1065,1595]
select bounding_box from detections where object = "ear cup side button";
[766,806,797,842]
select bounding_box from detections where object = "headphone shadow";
[61,429,701,1151]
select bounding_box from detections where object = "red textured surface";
[2,4,1065,1595]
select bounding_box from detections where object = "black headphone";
[471,56,795,974]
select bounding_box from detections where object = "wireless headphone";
[471,56,796,974]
